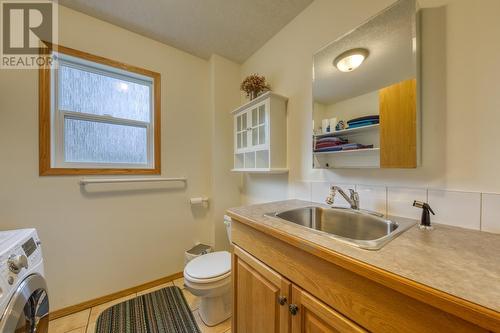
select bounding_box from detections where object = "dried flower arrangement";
[240,74,270,100]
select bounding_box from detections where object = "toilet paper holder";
[189,197,209,205]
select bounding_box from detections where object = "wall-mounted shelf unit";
[313,79,418,169]
[314,122,380,168]
[231,92,288,173]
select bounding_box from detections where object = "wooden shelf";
[231,168,289,174]
[314,124,379,138]
[314,147,380,168]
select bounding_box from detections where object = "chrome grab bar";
[79,177,187,186]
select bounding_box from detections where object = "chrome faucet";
[326,186,360,210]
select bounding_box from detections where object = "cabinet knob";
[289,304,299,316]
[277,296,287,306]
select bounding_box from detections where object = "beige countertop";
[227,199,500,313]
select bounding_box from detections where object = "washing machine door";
[0,274,49,333]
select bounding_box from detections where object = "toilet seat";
[185,271,231,284]
[184,251,231,284]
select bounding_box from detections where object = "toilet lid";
[185,251,231,280]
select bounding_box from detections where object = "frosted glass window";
[46,51,159,172]
[59,64,151,122]
[65,118,147,164]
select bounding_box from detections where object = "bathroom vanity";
[227,200,500,333]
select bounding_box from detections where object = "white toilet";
[184,217,232,326]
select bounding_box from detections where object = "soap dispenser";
[413,200,435,230]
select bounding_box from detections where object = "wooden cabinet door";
[379,78,417,168]
[233,246,291,333]
[290,286,367,333]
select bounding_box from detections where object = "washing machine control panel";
[0,230,42,286]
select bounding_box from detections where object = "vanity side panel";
[231,220,488,333]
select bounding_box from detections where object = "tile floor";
[48,277,231,333]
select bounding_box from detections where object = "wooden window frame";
[39,43,161,176]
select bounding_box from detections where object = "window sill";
[39,167,161,176]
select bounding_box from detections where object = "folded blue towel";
[347,121,379,129]
[348,119,379,126]
[347,115,379,124]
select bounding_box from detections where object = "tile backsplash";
[357,185,387,215]
[388,187,427,220]
[427,190,481,230]
[291,181,500,234]
[311,182,355,208]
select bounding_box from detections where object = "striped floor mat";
[95,286,201,333]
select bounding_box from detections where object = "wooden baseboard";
[49,271,184,320]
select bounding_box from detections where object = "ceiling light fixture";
[333,48,369,72]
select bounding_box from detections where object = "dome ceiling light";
[333,48,369,72]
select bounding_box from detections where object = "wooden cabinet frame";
[39,43,161,176]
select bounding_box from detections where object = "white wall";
[0,5,238,311]
[314,91,378,133]
[241,0,500,204]
[323,90,379,125]
[209,55,242,250]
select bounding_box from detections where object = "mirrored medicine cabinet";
[312,0,420,169]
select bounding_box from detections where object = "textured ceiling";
[313,0,417,105]
[58,0,313,63]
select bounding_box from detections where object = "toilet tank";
[223,215,232,242]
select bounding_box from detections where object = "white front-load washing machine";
[0,229,48,333]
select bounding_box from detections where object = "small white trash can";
[184,244,212,266]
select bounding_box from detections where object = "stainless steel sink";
[267,206,415,250]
